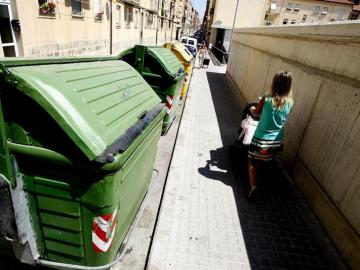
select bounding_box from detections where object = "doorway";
[0,1,18,57]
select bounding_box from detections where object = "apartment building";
[192,10,200,30]
[265,0,355,25]
[203,0,267,63]
[203,0,216,46]
[172,0,198,40]
[183,0,193,35]
[173,0,184,39]
[0,0,194,58]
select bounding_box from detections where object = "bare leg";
[248,159,257,196]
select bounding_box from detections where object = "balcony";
[122,0,140,6]
[267,3,280,16]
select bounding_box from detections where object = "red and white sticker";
[165,95,174,115]
[92,207,118,253]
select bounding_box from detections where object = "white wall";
[212,0,267,28]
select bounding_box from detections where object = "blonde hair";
[268,71,294,110]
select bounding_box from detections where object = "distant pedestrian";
[197,43,207,68]
[247,71,294,201]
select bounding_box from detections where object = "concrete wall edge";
[230,40,360,87]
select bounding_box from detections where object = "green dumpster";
[119,45,185,134]
[0,57,165,268]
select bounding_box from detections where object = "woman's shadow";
[197,147,234,186]
[198,144,287,196]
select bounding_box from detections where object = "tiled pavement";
[147,59,348,270]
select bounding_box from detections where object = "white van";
[180,36,198,56]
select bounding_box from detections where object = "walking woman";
[247,71,294,200]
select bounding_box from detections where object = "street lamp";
[227,0,240,61]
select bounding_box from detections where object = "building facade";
[183,0,193,36]
[0,0,196,58]
[203,0,267,63]
[265,0,355,25]
[192,10,200,31]
[202,0,216,47]
[172,0,197,40]
[173,0,184,40]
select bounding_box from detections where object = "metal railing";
[211,45,229,64]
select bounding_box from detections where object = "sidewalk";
[147,60,348,270]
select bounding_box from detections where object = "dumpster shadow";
[205,71,348,270]
[0,256,48,270]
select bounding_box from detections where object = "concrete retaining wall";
[227,22,360,269]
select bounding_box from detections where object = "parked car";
[191,33,206,49]
[180,36,198,56]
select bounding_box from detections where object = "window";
[38,0,56,16]
[302,14,307,22]
[313,6,320,14]
[294,4,301,11]
[147,13,153,28]
[321,7,329,15]
[134,10,138,28]
[115,5,121,28]
[291,20,296,24]
[71,0,82,17]
[144,14,148,29]
[283,18,288,24]
[337,9,345,20]
[349,11,359,20]
[125,7,132,28]
[286,3,293,11]
[94,0,102,21]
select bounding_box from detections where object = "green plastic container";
[119,45,185,134]
[0,57,165,268]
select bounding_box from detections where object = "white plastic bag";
[238,115,259,145]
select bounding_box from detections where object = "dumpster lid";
[145,46,184,78]
[0,58,162,162]
[119,46,184,79]
[165,43,194,64]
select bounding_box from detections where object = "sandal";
[247,187,258,202]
